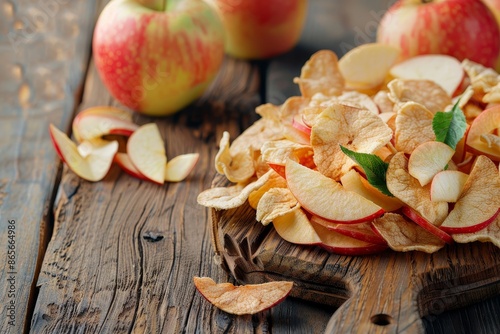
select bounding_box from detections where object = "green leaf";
[340,145,393,197]
[432,100,467,150]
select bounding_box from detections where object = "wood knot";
[143,231,164,243]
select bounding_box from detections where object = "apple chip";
[310,91,379,115]
[453,214,500,248]
[373,90,395,114]
[394,102,436,154]
[279,96,310,123]
[386,152,448,226]
[197,170,273,210]
[215,131,255,183]
[248,172,288,209]
[256,188,299,226]
[193,277,293,315]
[261,139,313,166]
[461,59,500,101]
[293,50,344,98]
[311,103,392,180]
[388,79,452,114]
[372,213,446,253]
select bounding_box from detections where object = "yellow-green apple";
[93,0,225,116]
[285,158,384,223]
[466,105,500,161]
[408,141,455,186]
[205,0,307,59]
[377,0,500,68]
[389,55,464,96]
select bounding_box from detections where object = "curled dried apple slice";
[394,102,436,154]
[256,188,298,226]
[127,123,166,185]
[453,215,500,247]
[388,79,452,114]
[215,131,255,183]
[193,277,293,315]
[164,153,199,182]
[466,105,500,161]
[49,124,118,182]
[408,141,455,187]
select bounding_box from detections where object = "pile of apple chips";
[198,43,500,256]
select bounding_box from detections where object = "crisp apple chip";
[386,152,448,226]
[310,91,379,115]
[394,102,436,154]
[461,59,500,101]
[311,103,392,180]
[279,96,310,123]
[248,172,288,209]
[215,131,255,183]
[261,139,313,166]
[453,214,500,247]
[388,79,452,114]
[256,187,299,225]
[372,213,446,253]
[293,50,344,98]
[193,277,293,315]
[373,90,395,114]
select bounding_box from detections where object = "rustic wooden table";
[1,0,499,333]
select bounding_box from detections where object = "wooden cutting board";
[209,174,500,333]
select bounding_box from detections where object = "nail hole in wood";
[371,313,393,326]
[143,231,164,243]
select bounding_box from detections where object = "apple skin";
[377,0,500,68]
[206,0,308,59]
[93,0,225,116]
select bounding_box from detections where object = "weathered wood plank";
[0,1,102,333]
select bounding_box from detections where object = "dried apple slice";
[372,213,446,253]
[453,214,500,247]
[193,277,293,315]
[466,105,500,161]
[430,170,468,202]
[394,102,436,154]
[114,152,148,181]
[388,79,452,114]
[256,188,298,226]
[408,141,455,186]
[285,159,384,224]
[49,124,118,182]
[272,207,322,245]
[338,43,401,89]
[127,123,166,185]
[164,153,199,182]
[440,155,500,234]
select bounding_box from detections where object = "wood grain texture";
[0,1,101,333]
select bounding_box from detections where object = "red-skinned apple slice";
[440,155,500,234]
[114,152,149,181]
[272,208,322,245]
[453,214,500,248]
[73,113,138,143]
[401,206,453,244]
[292,114,312,136]
[389,55,464,96]
[193,277,293,315]
[285,159,384,224]
[408,141,455,186]
[75,105,134,122]
[430,170,468,203]
[49,124,118,182]
[164,153,199,182]
[127,123,167,185]
[466,105,500,161]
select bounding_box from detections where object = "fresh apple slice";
[372,213,446,253]
[49,124,118,182]
[75,105,134,122]
[408,141,455,186]
[401,206,453,244]
[127,123,167,185]
[440,155,500,233]
[193,277,293,315]
[311,221,387,255]
[272,208,322,245]
[338,43,401,89]
[340,169,403,212]
[73,111,138,143]
[114,152,149,181]
[164,153,199,182]
[310,215,387,246]
[466,105,500,161]
[430,170,469,202]
[389,55,464,96]
[285,159,384,224]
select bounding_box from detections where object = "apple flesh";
[164,153,199,182]
[285,159,384,224]
[402,206,453,244]
[205,0,307,59]
[466,105,500,161]
[72,113,138,143]
[430,170,468,202]
[377,0,500,68]
[93,0,225,116]
[408,141,455,187]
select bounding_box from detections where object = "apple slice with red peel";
[401,206,453,244]
[127,123,167,185]
[453,214,500,248]
[311,222,387,255]
[114,152,149,181]
[292,114,312,136]
[430,170,468,202]
[164,153,199,182]
[408,141,455,186]
[466,105,500,161]
[272,208,322,245]
[193,277,293,315]
[440,155,500,234]
[389,55,464,96]
[75,106,134,122]
[73,113,138,143]
[49,124,118,182]
[311,215,387,246]
[285,159,384,224]
[372,213,446,253]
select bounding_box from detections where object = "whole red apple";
[206,0,308,59]
[377,0,500,68]
[93,0,225,116]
